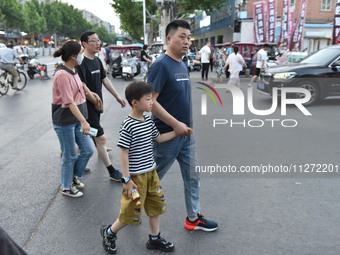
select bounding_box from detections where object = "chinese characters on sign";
[278,0,290,50]
[332,0,340,44]
[253,1,267,43]
[289,0,307,51]
[267,0,276,44]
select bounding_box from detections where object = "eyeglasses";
[87,39,101,44]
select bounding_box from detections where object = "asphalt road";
[1,61,340,255]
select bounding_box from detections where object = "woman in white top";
[97,42,107,73]
[224,46,247,89]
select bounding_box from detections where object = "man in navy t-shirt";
[148,20,218,232]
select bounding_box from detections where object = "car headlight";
[273,72,297,79]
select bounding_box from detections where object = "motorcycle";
[27,58,41,79]
[121,54,140,81]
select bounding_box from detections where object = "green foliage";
[175,0,226,17]
[0,0,26,30]
[93,25,117,44]
[42,1,62,34]
[0,0,116,44]
[111,0,144,41]
[23,0,47,34]
[111,0,226,41]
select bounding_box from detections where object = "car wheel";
[295,80,319,106]
[196,65,201,71]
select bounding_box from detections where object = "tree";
[93,25,117,44]
[111,0,144,41]
[42,1,62,35]
[0,0,26,42]
[111,0,226,41]
[23,0,47,43]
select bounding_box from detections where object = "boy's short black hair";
[165,20,191,37]
[125,81,153,106]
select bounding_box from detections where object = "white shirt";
[227,53,245,72]
[256,49,268,69]
[199,45,211,63]
[0,48,18,64]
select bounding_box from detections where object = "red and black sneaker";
[184,213,218,232]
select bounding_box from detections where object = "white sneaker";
[73,176,85,189]
[62,185,83,198]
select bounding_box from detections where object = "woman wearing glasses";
[52,41,96,197]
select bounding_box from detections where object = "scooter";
[121,55,140,81]
[27,58,41,79]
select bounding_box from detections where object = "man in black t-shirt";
[77,31,126,181]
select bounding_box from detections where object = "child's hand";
[123,180,137,199]
[188,128,194,136]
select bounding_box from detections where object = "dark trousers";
[210,58,214,72]
[201,63,210,80]
[225,65,230,78]
[0,227,27,255]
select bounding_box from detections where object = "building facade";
[193,0,337,53]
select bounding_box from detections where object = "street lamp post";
[132,0,147,45]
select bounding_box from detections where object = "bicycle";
[0,64,27,95]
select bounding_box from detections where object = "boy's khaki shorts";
[118,169,167,225]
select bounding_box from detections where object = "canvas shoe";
[184,213,218,232]
[73,176,84,189]
[61,185,83,198]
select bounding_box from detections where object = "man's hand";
[123,180,137,198]
[174,122,191,137]
[92,93,103,112]
[116,96,126,108]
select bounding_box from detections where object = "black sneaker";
[146,233,174,252]
[184,213,218,232]
[100,225,117,254]
[84,168,91,174]
[109,170,122,182]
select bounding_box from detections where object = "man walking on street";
[77,31,126,181]
[199,41,211,81]
[148,20,218,232]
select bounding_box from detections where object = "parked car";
[257,45,340,106]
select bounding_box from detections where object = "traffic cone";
[39,65,45,80]
[43,64,50,80]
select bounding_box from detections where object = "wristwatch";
[121,176,131,183]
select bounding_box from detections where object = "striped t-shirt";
[117,115,160,175]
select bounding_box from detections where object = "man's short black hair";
[165,20,191,37]
[263,43,270,48]
[125,81,153,106]
[80,31,96,43]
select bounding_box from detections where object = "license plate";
[258,82,265,89]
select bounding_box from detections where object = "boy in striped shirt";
[101,81,183,254]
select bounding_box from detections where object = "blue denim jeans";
[154,136,200,217]
[53,123,94,190]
